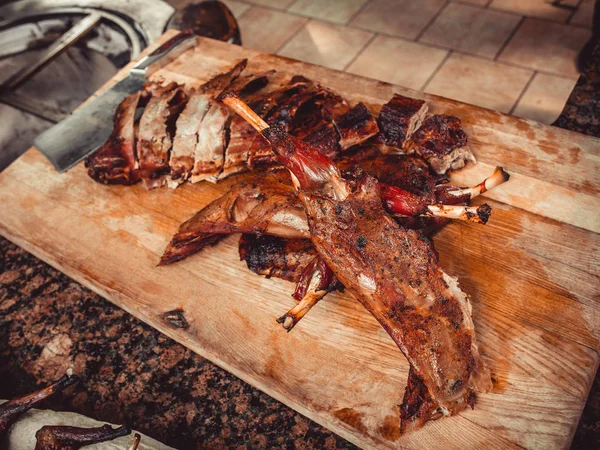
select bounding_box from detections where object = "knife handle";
[130,30,198,78]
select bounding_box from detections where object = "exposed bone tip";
[496,166,510,182]
[276,314,296,332]
[130,433,142,450]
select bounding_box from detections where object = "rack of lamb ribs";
[85,60,513,433]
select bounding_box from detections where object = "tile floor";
[221,0,593,125]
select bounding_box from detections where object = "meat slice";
[190,101,230,183]
[333,103,379,150]
[169,92,211,185]
[239,234,316,282]
[35,424,131,449]
[85,90,147,185]
[377,94,428,150]
[137,82,188,189]
[404,114,476,174]
[169,60,248,186]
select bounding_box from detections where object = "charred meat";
[404,114,476,174]
[377,94,428,150]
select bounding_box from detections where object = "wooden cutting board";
[1,31,599,450]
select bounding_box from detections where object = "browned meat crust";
[239,234,316,281]
[377,94,428,149]
[85,90,148,185]
[404,114,476,174]
[298,169,491,429]
[333,103,379,150]
[35,424,130,450]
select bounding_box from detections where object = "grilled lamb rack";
[34,424,131,450]
[0,375,80,437]
[222,93,493,431]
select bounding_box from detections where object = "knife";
[33,30,198,173]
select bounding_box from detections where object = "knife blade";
[33,30,198,173]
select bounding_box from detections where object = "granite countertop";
[1,28,599,450]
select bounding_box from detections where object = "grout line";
[236,3,251,20]
[286,0,301,12]
[342,33,378,71]
[493,15,525,60]
[345,0,372,26]
[486,0,493,7]
[420,49,453,92]
[273,18,309,54]
[508,71,537,115]
[415,0,450,42]
[566,0,584,24]
[486,5,578,24]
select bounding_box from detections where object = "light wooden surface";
[1,32,599,450]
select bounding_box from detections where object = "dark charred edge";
[0,375,80,435]
[161,309,189,330]
[497,166,510,183]
[476,203,492,224]
[275,313,297,332]
[35,424,131,448]
[158,233,225,266]
[399,369,439,434]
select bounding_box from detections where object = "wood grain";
[0,32,598,450]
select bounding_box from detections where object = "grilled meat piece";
[85,91,148,185]
[404,114,476,174]
[223,94,493,431]
[137,82,189,189]
[239,234,316,281]
[333,103,379,150]
[377,94,428,150]
[159,174,308,265]
[0,375,79,437]
[35,424,130,450]
[190,101,230,183]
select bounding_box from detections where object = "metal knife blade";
[33,30,197,173]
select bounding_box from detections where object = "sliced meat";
[239,234,316,282]
[137,82,188,189]
[333,103,379,150]
[190,101,230,183]
[169,92,211,185]
[85,90,148,185]
[404,114,476,174]
[377,94,428,150]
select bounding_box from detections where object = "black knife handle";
[131,30,197,77]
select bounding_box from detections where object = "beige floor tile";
[420,3,520,58]
[490,0,578,22]
[498,18,591,78]
[425,53,533,113]
[346,35,448,90]
[349,0,446,40]
[571,0,595,28]
[512,73,577,124]
[288,0,368,25]
[278,21,373,70]
[238,7,308,53]
[248,0,295,9]
[221,0,251,18]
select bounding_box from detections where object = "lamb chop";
[85,90,149,185]
[0,375,80,438]
[35,424,131,450]
[137,82,189,189]
[222,93,493,431]
[405,114,476,174]
[377,94,428,150]
[169,59,248,186]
